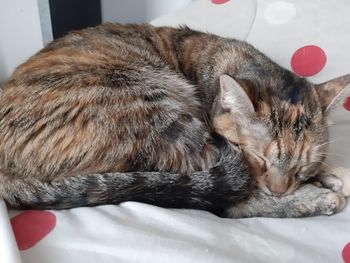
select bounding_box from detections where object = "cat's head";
[213,73,350,196]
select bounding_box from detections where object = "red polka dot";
[211,0,230,4]
[291,45,327,77]
[11,211,56,250]
[342,243,350,263]
[344,97,350,112]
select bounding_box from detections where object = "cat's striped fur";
[0,23,349,217]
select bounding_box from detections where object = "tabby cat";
[0,23,349,217]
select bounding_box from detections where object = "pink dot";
[291,45,327,77]
[344,97,350,112]
[11,211,56,250]
[342,242,350,263]
[211,0,230,4]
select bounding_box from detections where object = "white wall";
[0,0,46,84]
[101,0,192,24]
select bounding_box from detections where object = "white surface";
[0,0,44,84]
[263,1,296,25]
[101,0,193,24]
[37,0,53,46]
[1,0,350,262]
[245,0,350,83]
[152,0,257,40]
[0,200,22,263]
[4,203,350,263]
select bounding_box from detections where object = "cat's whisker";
[327,120,350,127]
[317,160,332,169]
[318,152,350,159]
[314,136,350,149]
[315,140,338,149]
[316,153,328,157]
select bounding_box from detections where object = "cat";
[0,23,349,218]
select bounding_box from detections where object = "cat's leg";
[313,173,343,192]
[225,184,346,218]
[314,165,350,196]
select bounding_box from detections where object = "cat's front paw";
[330,166,350,197]
[314,173,343,193]
[318,165,350,197]
[317,190,346,216]
[290,184,346,217]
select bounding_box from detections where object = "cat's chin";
[258,184,298,197]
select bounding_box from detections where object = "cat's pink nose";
[267,182,289,197]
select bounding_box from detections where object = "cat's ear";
[219,74,254,114]
[315,74,350,112]
[215,75,269,147]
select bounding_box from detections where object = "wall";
[101,0,192,23]
[0,0,49,84]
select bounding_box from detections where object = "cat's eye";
[249,151,269,171]
[295,172,308,181]
[293,122,303,135]
[293,115,308,136]
[250,151,266,163]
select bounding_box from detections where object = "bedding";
[1,0,350,262]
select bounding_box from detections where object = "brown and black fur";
[0,24,252,215]
[0,23,349,217]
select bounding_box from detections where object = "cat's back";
[0,23,214,179]
[7,23,165,84]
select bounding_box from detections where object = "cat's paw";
[296,184,346,216]
[319,165,350,197]
[342,175,350,197]
[318,191,346,216]
[329,166,350,197]
[315,173,343,193]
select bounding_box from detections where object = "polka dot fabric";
[344,97,350,112]
[11,211,56,250]
[343,243,350,263]
[264,1,296,25]
[211,0,230,4]
[291,45,327,77]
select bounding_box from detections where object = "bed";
[1,0,350,262]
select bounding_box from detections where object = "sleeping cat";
[0,23,349,217]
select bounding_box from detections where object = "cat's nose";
[267,178,290,196]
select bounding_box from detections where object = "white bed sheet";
[1,0,350,262]
[3,202,350,263]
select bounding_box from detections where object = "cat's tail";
[0,142,251,215]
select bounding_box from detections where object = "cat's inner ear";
[219,74,254,114]
[315,74,350,112]
[213,75,256,145]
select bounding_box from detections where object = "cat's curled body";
[0,24,251,214]
[0,23,348,217]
